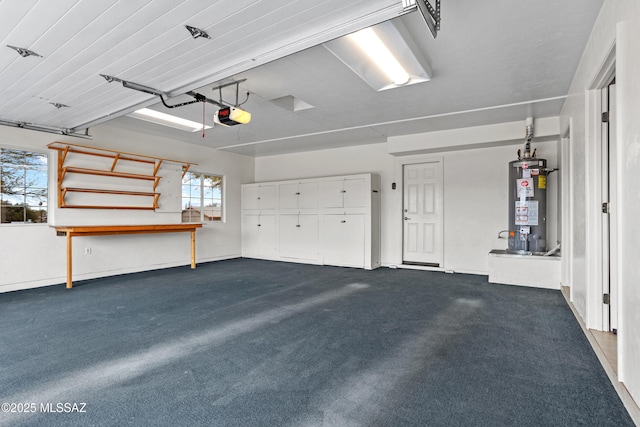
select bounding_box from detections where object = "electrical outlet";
[84,247,91,255]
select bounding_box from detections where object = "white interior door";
[403,162,443,266]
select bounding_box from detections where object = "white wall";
[255,133,558,275]
[0,124,254,293]
[559,0,640,402]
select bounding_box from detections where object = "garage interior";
[1,1,639,425]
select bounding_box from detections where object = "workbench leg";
[66,233,73,289]
[191,230,196,269]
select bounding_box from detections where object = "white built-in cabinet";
[242,173,380,269]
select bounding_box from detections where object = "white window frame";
[0,146,49,225]
[181,171,224,223]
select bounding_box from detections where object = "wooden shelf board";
[63,166,159,181]
[60,205,157,210]
[62,187,159,197]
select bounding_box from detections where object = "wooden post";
[66,232,73,289]
[191,230,196,269]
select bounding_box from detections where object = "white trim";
[588,41,616,90]
[585,88,605,331]
[560,123,573,293]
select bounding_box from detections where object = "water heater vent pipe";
[522,116,534,159]
[518,117,535,160]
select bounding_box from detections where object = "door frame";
[559,122,573,295]
[585,42,617,331]
[395,155,444,269]
[600,81,618,333]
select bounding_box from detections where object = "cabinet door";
[279,214,319,260]
[242,214,260,256]
[297,214,319,260]
[243,185,260,210]
[321,214,365,267]
[279,214,300,258]
[257,214,277,257]
[343,178,366,208]
[297,182,319,209]
[319,179,345,208]
[259,185,277,210]
[278,183,299,209]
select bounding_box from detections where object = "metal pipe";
[0,119,93,139]
[544,243,561,256]
[523,116,534,158]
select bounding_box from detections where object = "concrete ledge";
[488,249,561,289]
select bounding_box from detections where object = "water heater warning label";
[538,175,547,189]
[517,178,534,198]
[515,200,539,226]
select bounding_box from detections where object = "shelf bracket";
[60,188,68,208]
[111,153,120,172]
[153,160,163,176]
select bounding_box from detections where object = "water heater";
[507,118,547,254]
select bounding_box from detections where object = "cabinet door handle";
[296,224,301,227]
[341,220,346,223]
[341,190,346,193]
[295,192,300,195]
[404,217,411,220]
[257,224,261,227]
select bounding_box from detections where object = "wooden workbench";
[54,224,203,288]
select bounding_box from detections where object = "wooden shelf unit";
[48,142,195,210]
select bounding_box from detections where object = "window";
[182,172,223,222]
[1,148,48,224]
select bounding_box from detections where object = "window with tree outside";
[182,171,223,222]
[0,148,48,224]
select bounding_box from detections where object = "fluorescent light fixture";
[349,28,410,85]
[127,108,211,132]
[324,20,432,91]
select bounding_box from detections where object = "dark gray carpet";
[0,258,633,426]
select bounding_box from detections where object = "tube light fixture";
[349,28,410,85]
[324,20,432,91]
[127,108,211,132]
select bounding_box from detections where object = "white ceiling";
[1,0,604,157]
